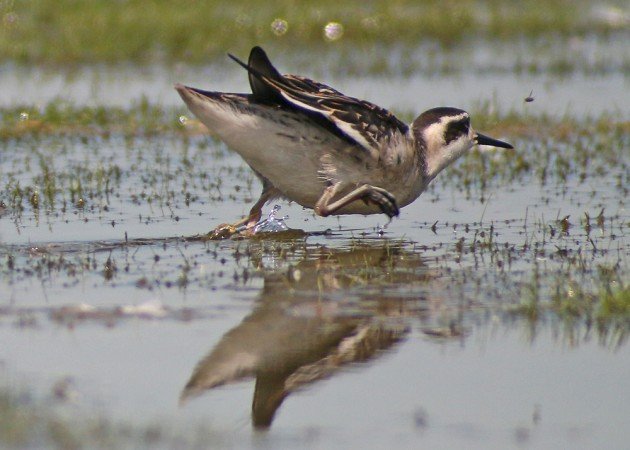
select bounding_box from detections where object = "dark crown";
[412,107,470,146]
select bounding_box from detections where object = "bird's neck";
[425,140,473,180]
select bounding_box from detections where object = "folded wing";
[231,46,409,159]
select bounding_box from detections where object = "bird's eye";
[444,118,470,144]
[455,118,470,133]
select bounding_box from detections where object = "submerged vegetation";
[0,101,628,350]
[513,262,630,348]
[0,101,627,217]
[0,99,186,140]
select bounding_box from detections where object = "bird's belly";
[259,160,325,208]
[216,119,332,207]
[389,177,428,208]
[200,105,426,214]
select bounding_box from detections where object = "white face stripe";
[431,112,471,144]
[421,113,474,179]
[443,112,469,123]
[426,135,473,179]
[422,121,446,147]
[421,111,471,146]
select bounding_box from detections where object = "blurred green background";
[1,0,627,64]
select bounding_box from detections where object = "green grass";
[0,0,627,64]
[3,100,629,140]
[0,103,627,333]
[0,99,187,139]
[512,262,630,348]
[1,102,628,217]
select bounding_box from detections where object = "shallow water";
[1,64,628,119]
[2,143,628,449]
[3,313,628,449]
[1,40,629,449]
[1,34,629,118]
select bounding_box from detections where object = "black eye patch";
[444,118,470,144]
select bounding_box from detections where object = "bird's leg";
[242,191,273,229]
[315,183,400,218]
[313,183,343,217]
[207,183,280,239]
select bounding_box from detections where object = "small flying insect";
[524,90,535,103]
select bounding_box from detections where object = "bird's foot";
[205,223,241,240]
[315,183,399,218]
[204,215,260,240]
[362,187,400,218]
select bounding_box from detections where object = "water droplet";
[253,205,289,234]
[19,112,29,121]
[271,18,288,36]
[178,115,188,125]
[324,22,344,41]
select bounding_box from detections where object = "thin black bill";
[476,133,514,149]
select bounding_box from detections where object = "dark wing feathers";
[282,74,344,96]
[229,47,409,154]
[246,46,284,104]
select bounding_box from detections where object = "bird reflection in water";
[181,240,435,428]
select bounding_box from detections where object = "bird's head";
[412,107,513,180]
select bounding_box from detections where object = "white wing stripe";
[278,88,376,152]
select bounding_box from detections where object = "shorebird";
[176,46,513,237]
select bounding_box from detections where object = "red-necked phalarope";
[176,46,513,237]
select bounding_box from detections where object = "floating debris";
[421,322,468,339]
[120,300,168,318]
[46,301,187,327]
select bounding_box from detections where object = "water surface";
[1,38,629,449]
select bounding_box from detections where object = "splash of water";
[253,205,289,234]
